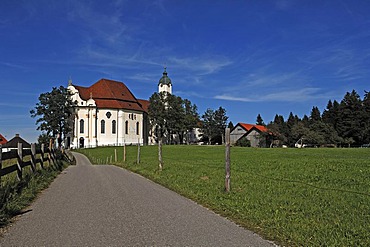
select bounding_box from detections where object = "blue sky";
[1,0,370,143]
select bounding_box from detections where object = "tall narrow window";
[125,121,129,134]
[136,122,140,135]
[112,120,116,134]
[80,119,84,134]
[101,120,105,134]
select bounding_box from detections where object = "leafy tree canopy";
[30,86,75,146]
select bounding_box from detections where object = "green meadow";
[77,146,370,246]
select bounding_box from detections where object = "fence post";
[123,143,126,162]
[114,149,117,163]
[225,128,231,192]
[49,139,54,166]
[30,143,36,173]
[137,139,141,164]
[158,133,163,171]
[0,144,2,185]
[40,143,45,169]
[17,143,23,181]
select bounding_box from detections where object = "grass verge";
[0,153,71,228]
[77,145,370,246]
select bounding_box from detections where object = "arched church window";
[80,119,84,134]
[136,122,139,135]
[112,120,116,134]
[101,120,105,134]
[125,121,129,134]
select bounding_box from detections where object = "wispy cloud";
[215,87,329,103]
[0,61,27,70]
[169,56,232,75]
[67,1,128,45]
[0,102,32,108]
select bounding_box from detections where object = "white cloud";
[169,56,232,75]
[214,87,329,103]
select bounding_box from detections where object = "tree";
[214,107,229,144]
[256,114,265,126]
[148,92,167,142]
[309,106,321,124]
[30,86,75,148]
[336,90,363,144]
[148,92,199,144]
[183,99,200,144]
[267,114,288,145]
[201,108,216,144]
[286,112,299,146]
[363,91,370,143]
[228,121,234,129]
[166,94,185,144]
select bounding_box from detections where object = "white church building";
[67,68,173,148]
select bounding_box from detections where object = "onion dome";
[158,67,172,86]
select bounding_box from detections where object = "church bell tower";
[158,67,172,95]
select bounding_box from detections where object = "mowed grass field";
[77,146,370,246]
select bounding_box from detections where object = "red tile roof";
[237,123,268,133]
[74,79,149,112]
[0,134,7,145]
[138,99,150,113]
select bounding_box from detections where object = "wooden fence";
[0,143,57,185]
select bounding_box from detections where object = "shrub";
[235,137,251,147]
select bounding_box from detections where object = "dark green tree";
[30,86,75,148]
[148,92,199,144]
[256,114,265,126]
[148,92,167,142]
[228,121,234,129]
[214,107,229,144]
[166,94,185,144]
[336,90,363,144]
[363,91,370,143]
[267,114,288,145]
[309,106,322,124]
[286,112,299,146]
[183,99,200,144]
[201,108,216,144]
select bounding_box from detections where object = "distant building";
[68,79,149,149]
[230,123,270,147]
[2,134,31,152]
[0,134,7,146]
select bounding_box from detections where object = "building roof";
[236,123,269,133]
[0,134,7,145]
[158,67,172,86]
[2,134,31,148]
[138,99,150,113]
[73,78,148,113]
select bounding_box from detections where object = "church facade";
[67,69,171,148]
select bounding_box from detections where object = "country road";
[0,152,276,246]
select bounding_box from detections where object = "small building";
[230,123,270,147]
[0,134,7,146]
[1,134,31,152]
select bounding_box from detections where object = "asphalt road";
[0,152,276,246]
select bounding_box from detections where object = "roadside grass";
[77,146,370,246]
[0,154,70,227]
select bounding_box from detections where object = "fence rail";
[0,143,56,184]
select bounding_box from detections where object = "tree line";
[148,92,229,145]
[263,90,370,147]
